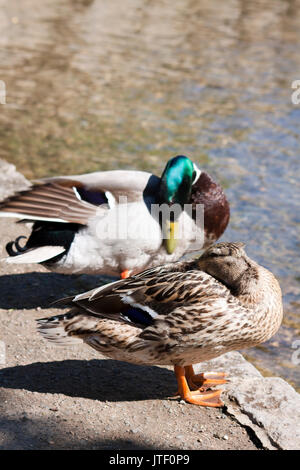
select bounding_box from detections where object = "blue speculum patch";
[77,188,108,206]
[123,306,154,326]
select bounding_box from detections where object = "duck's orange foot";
[185,366,227,391]
[120,270,131,279]
[185,389,224,407]
[174,365,225,407]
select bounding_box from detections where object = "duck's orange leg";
[120,270,131,279]
[174,365,224,407]
[185,365,227,391]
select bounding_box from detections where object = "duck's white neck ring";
[193,164,202,184]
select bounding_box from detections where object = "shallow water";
[0,0,299,389]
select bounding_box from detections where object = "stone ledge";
[195,352,300,450]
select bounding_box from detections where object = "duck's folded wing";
[39,170,158,204]
[0,182,100,225]
[65,266,232,330]
[0,170,159,224]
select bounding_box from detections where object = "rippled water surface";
[0,0,299,388]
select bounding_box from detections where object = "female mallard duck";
[37,242,283,407]
[0,155,229,278]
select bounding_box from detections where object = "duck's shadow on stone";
[0,272,115,309]
[0,359,176,402]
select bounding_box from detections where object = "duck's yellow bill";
[164,220,179,254]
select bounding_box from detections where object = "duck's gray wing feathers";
[0,169,160,225]
[39,170,159,204]
[0,182,98,225]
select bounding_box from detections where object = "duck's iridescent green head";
[159,155,201,255]
[159,155,200,206]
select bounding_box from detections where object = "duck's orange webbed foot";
[185,365,227,391]
[120,270,131,279]
[174,365,224,407]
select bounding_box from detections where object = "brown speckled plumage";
[38,242,283,370]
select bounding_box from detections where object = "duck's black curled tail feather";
[6,236,28,256]
[4,221,81,264]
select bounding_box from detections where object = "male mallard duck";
[37,242,283,406]
[0,155,229,278]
